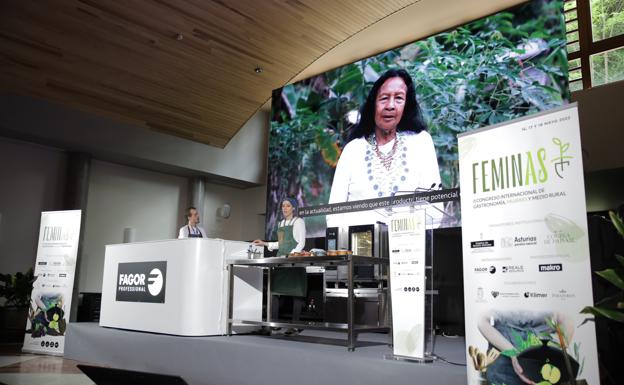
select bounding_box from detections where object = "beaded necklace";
[365,132,409,197]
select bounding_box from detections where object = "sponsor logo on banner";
[552,289,576,300]
[490,290,520,298]
[40,341,59,348]
[500,237,514,248]
[473,266,496,274]
[544,232,576,245]
[539,263,562,272]
[502,265,524,273]
[500,236,539,248]
[476,287,488,303]
[116,261,167,303]
[513,236,538,246]
[524,291,547,298]
[470,240,494,248]
[392,260,419,265]
[392,286,421,293]
[393,271,420,277]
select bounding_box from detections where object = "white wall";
[0,138,66,275]
[78,160,188,292]
[200,185,267,242]
[77,161,268,293]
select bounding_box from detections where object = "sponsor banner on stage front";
[458,104,599,385]
[116,261,167,303]
[388,209,427,359]
[22,210,81,355]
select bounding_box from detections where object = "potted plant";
[0,268,35,342]
[580,210,624,385]
[581,211,624,323]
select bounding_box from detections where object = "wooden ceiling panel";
[0,0,421,148]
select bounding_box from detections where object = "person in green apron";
[253,198,307,335]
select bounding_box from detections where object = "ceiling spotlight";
[254,66,263,74]
[176,33,184,41]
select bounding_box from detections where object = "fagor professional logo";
[147,268,164,296]
[116,261,167,303]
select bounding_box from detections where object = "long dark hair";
[348,69,427,142]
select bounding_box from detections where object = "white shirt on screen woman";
[327,130,441,227]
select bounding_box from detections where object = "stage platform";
[65,322,467,385]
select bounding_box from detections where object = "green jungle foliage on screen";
[266,0,568,239]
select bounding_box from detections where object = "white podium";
[99,238,263,336]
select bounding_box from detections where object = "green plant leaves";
[584,209,624,323]
[596,268,624,290]
[609,211,624,237]
[0,268,34,307]
[580,306,624,323]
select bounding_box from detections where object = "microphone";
[413,183,437,193]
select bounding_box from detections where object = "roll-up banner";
[388,209,427,359]
[458,104,599,385]
[22,210,82,355]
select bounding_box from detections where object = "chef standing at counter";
[253,198,305,255]
[178,206,207,239]
[253,197,306,335]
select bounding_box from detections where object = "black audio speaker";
[77,364,188,385]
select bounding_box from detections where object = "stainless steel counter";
[226,255,391,351]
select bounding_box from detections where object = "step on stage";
[65,323,467,385]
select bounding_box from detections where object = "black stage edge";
[65,323,467,385]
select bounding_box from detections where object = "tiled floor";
[0,343,94,385]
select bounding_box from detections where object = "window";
[565,0,624,91]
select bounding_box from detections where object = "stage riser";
[65,323,467,385]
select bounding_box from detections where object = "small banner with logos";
[388,209,427,359]
[22,210,82,355]
[458,104,599,385]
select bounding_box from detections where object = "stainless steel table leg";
[227,264,234,336]
[386,261,393,347]
[266,267,272,322]
[347,257,355,351]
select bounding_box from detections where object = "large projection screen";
[266,0,569,239]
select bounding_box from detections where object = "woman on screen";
[327,69,441,226]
